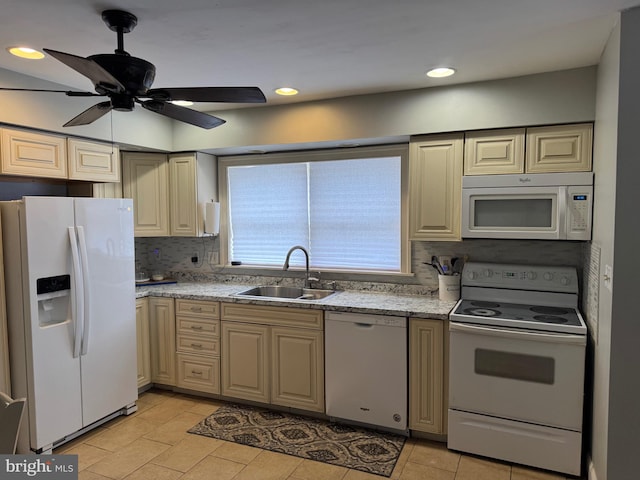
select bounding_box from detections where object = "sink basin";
[234,285,336,300]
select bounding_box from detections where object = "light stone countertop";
[135,282,456,320]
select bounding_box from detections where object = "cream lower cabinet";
[220,303,324,412]
[409,134,463,241]
[409,318,446,435]
[136,298,151,389]
[149,297,176,385]
[175,299,221,394]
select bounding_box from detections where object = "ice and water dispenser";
[36,275,71,326]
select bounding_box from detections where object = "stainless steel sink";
[234,285,336,300]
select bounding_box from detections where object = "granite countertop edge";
[135,282,455,320]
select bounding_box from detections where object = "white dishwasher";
[325,311,407,431]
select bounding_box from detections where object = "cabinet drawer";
[175,299,219,319]
[176,316,219,337]
[176,333,220,355]
[176,353,220,394]
[220,303,323,329]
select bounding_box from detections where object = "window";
[220,145,408,273]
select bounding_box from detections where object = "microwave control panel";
[566,186,593,240]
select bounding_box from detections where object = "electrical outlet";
[603,264,613,292]
[150,247,161,260]
[208,252,219,265]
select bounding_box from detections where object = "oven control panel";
[462,262,578,293]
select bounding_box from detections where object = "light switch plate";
[604,264,612,292]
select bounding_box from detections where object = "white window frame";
[218,144,410,275]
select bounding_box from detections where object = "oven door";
[448,321,585,431]
[462,186,565,239]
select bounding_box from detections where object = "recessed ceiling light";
[275,87,299,96]
[7,46,45,60]
[426,67,456,78]
[171,100,194,107]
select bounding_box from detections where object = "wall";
[0,67,174,151]
[603,6,640,480]
[135,236,584,294]
[173,67,597,154]
[589,15,620,480]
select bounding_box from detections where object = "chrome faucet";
[283,245,319,288]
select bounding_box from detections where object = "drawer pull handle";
[190,343,203,348]
[190,325,203,330]
[191,370,203,375]
[191,307,203,312]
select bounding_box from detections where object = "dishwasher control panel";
[325,311,406,327]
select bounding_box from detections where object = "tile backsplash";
[135,236,585,295]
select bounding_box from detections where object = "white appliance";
[447,262,587,476]
[0,196,138,453]
[462,172,593,240]
[325,311,407,432]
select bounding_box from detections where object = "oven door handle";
[449,321,586,345]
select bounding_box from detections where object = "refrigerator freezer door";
[73,198,137,426]
[22,196,83,450]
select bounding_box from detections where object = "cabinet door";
[409,318,444,434]
[149,297,176,386]
[169,154,198,236]
[67,139,120,182]
[135,298,151,389]
[122,153,169,237]
[525,123,593,173]
[409,134,463,240]
[221,321,269,403]
[271,327,324,412]
[464,129,525,175]
[1,128,67,179]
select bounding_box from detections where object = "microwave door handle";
[449,321,585,345]
[558,186,568,239]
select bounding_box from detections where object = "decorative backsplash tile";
[135,237,584,295]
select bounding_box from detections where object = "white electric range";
[447,262,587,477]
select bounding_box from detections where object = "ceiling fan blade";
[139,100,226,129]
[0,87,102,97]
[146,87,266,103]
[43,48,125,93]
[63,101,113,127]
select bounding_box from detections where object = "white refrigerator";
[0,196,138,453]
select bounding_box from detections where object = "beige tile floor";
[55,389,583,480]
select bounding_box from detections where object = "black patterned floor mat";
[188,404,406,477]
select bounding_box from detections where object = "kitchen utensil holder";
[438,274,460,301]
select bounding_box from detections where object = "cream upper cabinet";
[122,152,170,237]
[525,123,593,173]
[169,152,217,237]
[1,128,67,179]
[122,151,217,237]
[409,133,463,241]
[409,318,445,435]
[464,128,525,175]
[67,138,120,182]
[135,298,151,389]
[149,297,176,386]
[220,303,324,412]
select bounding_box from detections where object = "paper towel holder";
[204,201,220,236]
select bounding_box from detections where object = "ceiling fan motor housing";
[89,54,156,96]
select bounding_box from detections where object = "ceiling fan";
[0,9,266,129]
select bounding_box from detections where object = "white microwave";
[462,172,593,240]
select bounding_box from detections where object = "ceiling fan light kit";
[0,9,266,129]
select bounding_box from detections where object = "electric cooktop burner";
[452,299,584,332]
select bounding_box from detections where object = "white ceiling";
[0,0,638,112]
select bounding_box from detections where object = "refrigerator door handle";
[76,226,91,356]
[68,227,84,358]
